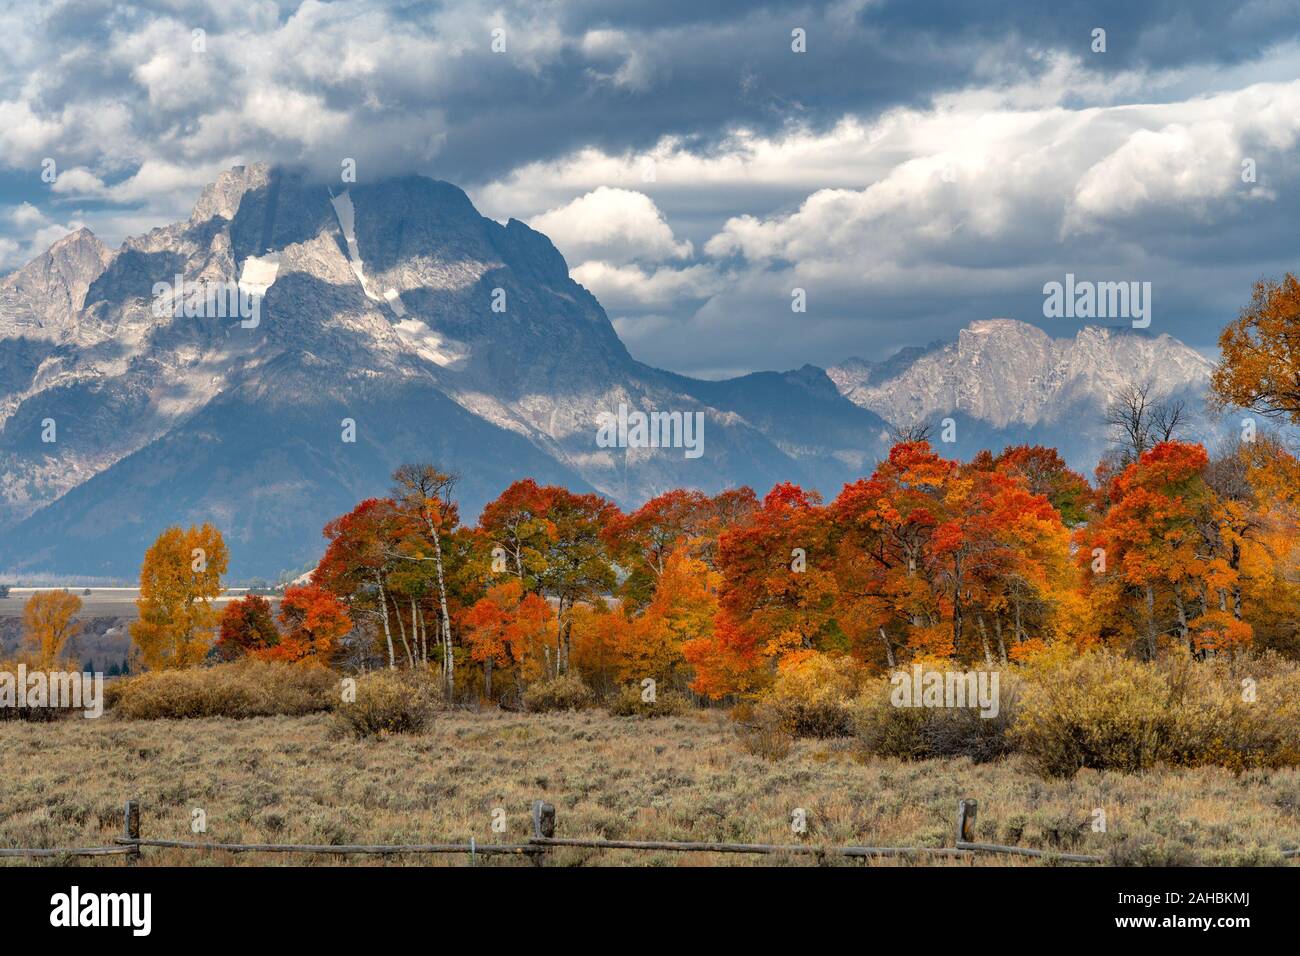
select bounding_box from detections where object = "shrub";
[1012,649,1300,777]
[110,659,337,719]
[0,656,83,722]
[1011,651,1174,777]
[332,669,440,738]
[1161,652,1300,771]
[733,702,793,761]
[605,683,691,718]
[851,688,930,759]
[761,652,863,738]
[522,674,595,712]
[853,667,1020,762]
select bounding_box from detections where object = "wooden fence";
[3,797,1297,864]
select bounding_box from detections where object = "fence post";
[956,799,977,845]
[530,800,554,867]
[531,800,555,839]
[123,799,141,864]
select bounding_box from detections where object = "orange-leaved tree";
[685,482,834,697]
[315,498,403,668]
[1080,441,1250,657]
[601,546,721,690]
[216,594,279,660]
[460,578,555,697]
[256,584,351,664]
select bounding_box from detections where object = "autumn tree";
[478,480,618,676]
[216,594,279,660]
[603,487,752,609]
[1080,442,1249,658]
[615,547,720,688]
[952,468,1076,661]
[130,524,228,670]
[1211,434,1300,656]
[391,464,460,692]
[830,442,953,662]
[685,483,835,697]
[1212,272,1300,424]
[316,498,404,668]
[22,590,82,668]
[461,579,555,697]
[536,487,619,675]
[603,488,712,608]
[477,478,558,593]
[973,445,1093,525]
[259,584,352,664]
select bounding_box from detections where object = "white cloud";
[570,260,721,310]
[531,187,692,266]
[9,202,45,228]
[699,78,1300,276]
[49,167,108,196]
[474,63,1300,372]
[1067,83,1300,227]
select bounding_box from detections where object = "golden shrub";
[604,683,691,718]
[331,669,440,738]
[521,673,595,712]
[1012,649,1300,777]
[761,652,865,738]
[109,659,338,720]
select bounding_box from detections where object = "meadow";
[2,706,1297,867]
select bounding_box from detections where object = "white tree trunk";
[377,577,395,669]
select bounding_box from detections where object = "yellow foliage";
[21,590,82,668]
[129,523,228,670]
[1013,649,1300,776]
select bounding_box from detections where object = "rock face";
[0,164,892,578]
[827,317,1220,472]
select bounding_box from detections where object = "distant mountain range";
[0,164,1220,578]
[828,318,1217,469]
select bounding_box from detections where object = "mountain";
[827,318,1220,470]
[0,164,894,578]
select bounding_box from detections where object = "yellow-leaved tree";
[22,590,82,668]
[130,523,229,670]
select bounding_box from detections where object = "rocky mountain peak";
[0,226,112,338]
[190,163,273,224]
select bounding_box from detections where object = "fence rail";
[112,838,543,856]
[3,797,1296,864]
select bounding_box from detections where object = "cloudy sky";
[2,0,1298,377]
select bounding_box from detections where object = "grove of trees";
[118,274,1300,704]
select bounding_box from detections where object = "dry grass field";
[2,708,1298,866]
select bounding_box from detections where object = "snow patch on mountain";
[238,253,281,297]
